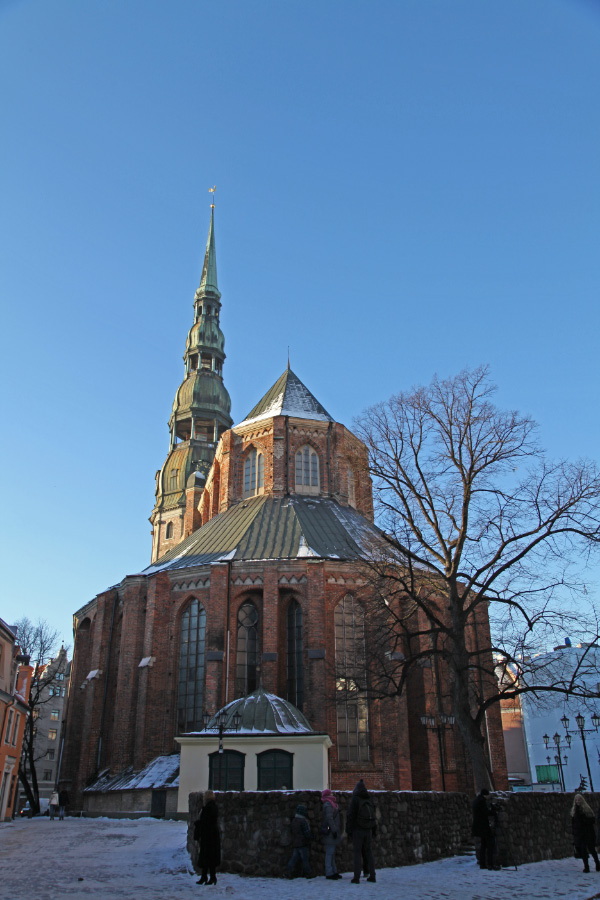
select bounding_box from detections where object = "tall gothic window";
[236,601,259,696]
[165,521,174,539]
[243,449,265,498]
[286,599,304,711]
[295,445,319,495]
[334,594,370,762]
[177,599,207,733]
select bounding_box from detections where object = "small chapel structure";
[59,208,507,816]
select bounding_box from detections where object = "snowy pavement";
[1,817,600,900]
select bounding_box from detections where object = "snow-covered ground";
[1,816,600,900]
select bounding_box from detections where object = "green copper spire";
[198,207,219,296]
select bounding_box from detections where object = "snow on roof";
[237,369,334,428]
[83,754,180,793]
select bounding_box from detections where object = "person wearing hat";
[321,789,343,880]
[285,803,314,878]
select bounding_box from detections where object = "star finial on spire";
[208,185,216,209]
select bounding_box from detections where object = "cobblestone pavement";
[1,817,600,900]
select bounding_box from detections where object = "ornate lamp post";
[203,708,242,789]
[420,714,455,791]
[561,712,599,792]
[543,732,568,790]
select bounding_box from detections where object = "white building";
[502,643,600,792]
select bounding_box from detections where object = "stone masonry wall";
[187,790,472,877]
[187,790,600,876]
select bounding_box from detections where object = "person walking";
[285,803,314,879]
[346,779,376,884]
[472,787,500,870]
[193,790,221,885]
[49,790,59,821]
[321,789,342,880]
[58,789,69,821]
[572,793,600,873]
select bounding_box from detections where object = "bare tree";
[13,617,65,814]
[355,366,600,789]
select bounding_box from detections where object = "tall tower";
[150,206,233,562]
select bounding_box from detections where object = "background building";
[0,617,32,821]
[501,643,600,792]
[18,647,70,812]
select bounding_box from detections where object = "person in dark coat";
[58,789,69,821]
[572,793,600,873]
[285,804,314,878]
[346,779,376,883]
[321,789,343,880]
[471,788,499,870]
[194,790,221,885]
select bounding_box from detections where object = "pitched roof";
[237,368,334,427]
[143,495,382,574]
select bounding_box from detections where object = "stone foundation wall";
[492,791,600,867]
[187,790,472,876]
[187,790,600,876]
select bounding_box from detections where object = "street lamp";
[202,708,242,789]
[421,714,455,791]
[543,732,566,790]
[564,713,599,792]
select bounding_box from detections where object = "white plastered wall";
[175,734,332,814]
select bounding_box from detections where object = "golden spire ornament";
[208,185,216,208]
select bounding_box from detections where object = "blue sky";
[1,0,599,647]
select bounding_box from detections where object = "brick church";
[60,209,507,813]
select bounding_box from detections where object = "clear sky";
[1,0,599,648]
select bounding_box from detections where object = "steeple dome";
[150,207,233,563]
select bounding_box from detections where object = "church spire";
[149,202,233,563]
[198,206,220,296]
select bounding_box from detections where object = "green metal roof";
[144,495,382,574]
[199,687,315,735]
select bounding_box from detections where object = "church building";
[59,209,507,816]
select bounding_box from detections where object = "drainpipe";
[327,422,333,496]
[96,592,118,771]
[285,417,290,494]
[224,560,232,705]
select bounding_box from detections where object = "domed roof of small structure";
[204,687,315,735]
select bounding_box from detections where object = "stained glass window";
[236,601,259,696]
[177,599,207,733]
[334,594,370,762]
[295,446,319,494]
[286,599,304,711]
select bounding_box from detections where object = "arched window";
[209,749,245,791]
[257,749,294,790]
[165,521,174,539]
[177,599,207,733]
[243,449,265,498]
[347,465,356,508]
[236,601,259,697]
[286,599,304,711]
[295,445,319,495]
[334,595,369,762]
